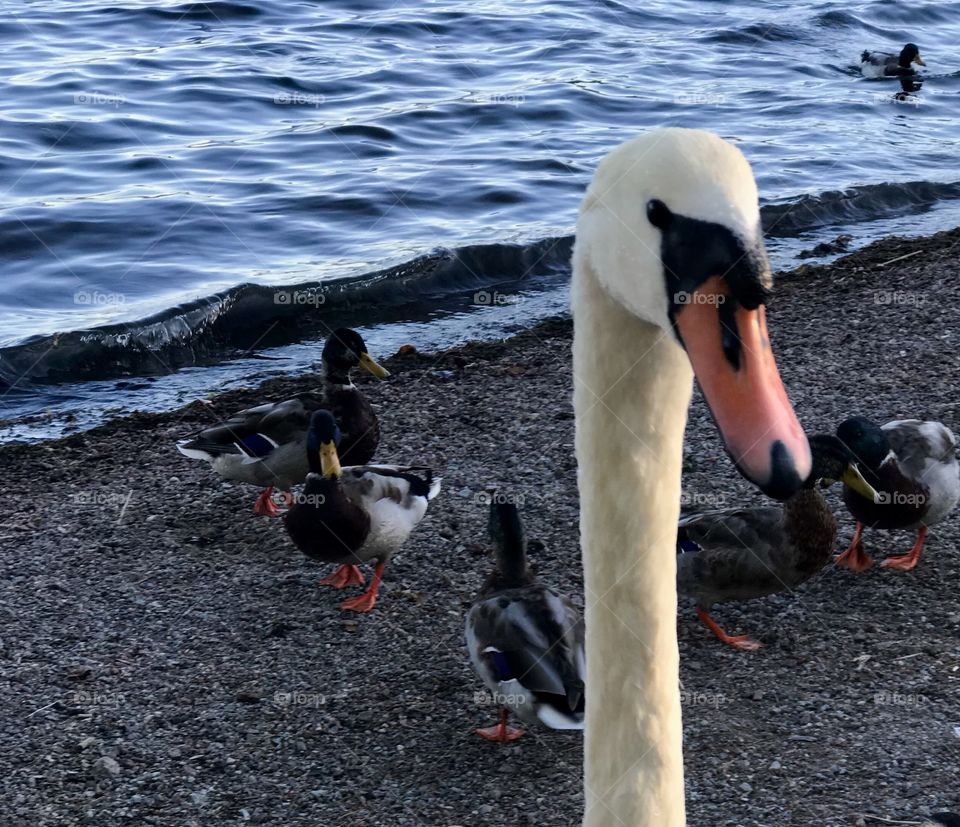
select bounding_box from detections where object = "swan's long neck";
[573,256,692,827]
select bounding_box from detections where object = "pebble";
[5,243,960,827]
[92,757,121,778]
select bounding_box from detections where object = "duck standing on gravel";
[176,328,388,516]
[283,410,440,613]
[676,435,878,651]
[860,43,925,77]
[465,499,585,742]
[834,417,959,572]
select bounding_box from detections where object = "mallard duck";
[677,434,878,651]
[861,43,925,78]
[924,815,960,827]
[176,328,388,516]
[834,417,959,572]
[465,499,584,741]
[283,410,440,613]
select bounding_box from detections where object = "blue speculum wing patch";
[237,433,277,458]
[487,650,513,681]
[678,539,702,554]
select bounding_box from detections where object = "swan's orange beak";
[674,277,811,500]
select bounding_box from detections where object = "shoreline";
[2,224,958,450]
[3,226,959,825]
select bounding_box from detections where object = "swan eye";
[646,199,672,229]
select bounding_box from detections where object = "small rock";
[67,666,94,682]
[93,756,121,778]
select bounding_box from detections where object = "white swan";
[572,128,812,826]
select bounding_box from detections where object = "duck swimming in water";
[861,43,925,78]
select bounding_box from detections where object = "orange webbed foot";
[696,608,762,652]
[339,590,378,613]
[253,487,283,517]
[880,527,926,573]
[834,543,874,572]
[319,565,365,589]
[880,553,920,572]
[475,723,525,742]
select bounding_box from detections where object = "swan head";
[576,128,811,499]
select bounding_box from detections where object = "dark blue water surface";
[2,0,960,439]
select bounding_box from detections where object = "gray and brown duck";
[677,434,878,651]
[465,499,585,741]
[177,328,388,515]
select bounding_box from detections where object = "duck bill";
[319,441,342,478]
[914,54,926,66]
[842,463,878,502]
[359,351,390,379]
[674,280,811,500]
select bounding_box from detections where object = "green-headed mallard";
[835,417,959,572]
[283,410,440,613]
[177,328,388,516]
[677,434,878,651]
[465,499,585,741]
[861,43,925,78]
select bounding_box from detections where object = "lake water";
[2,0,959,439]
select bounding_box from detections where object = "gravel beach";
[2,229,960,826]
